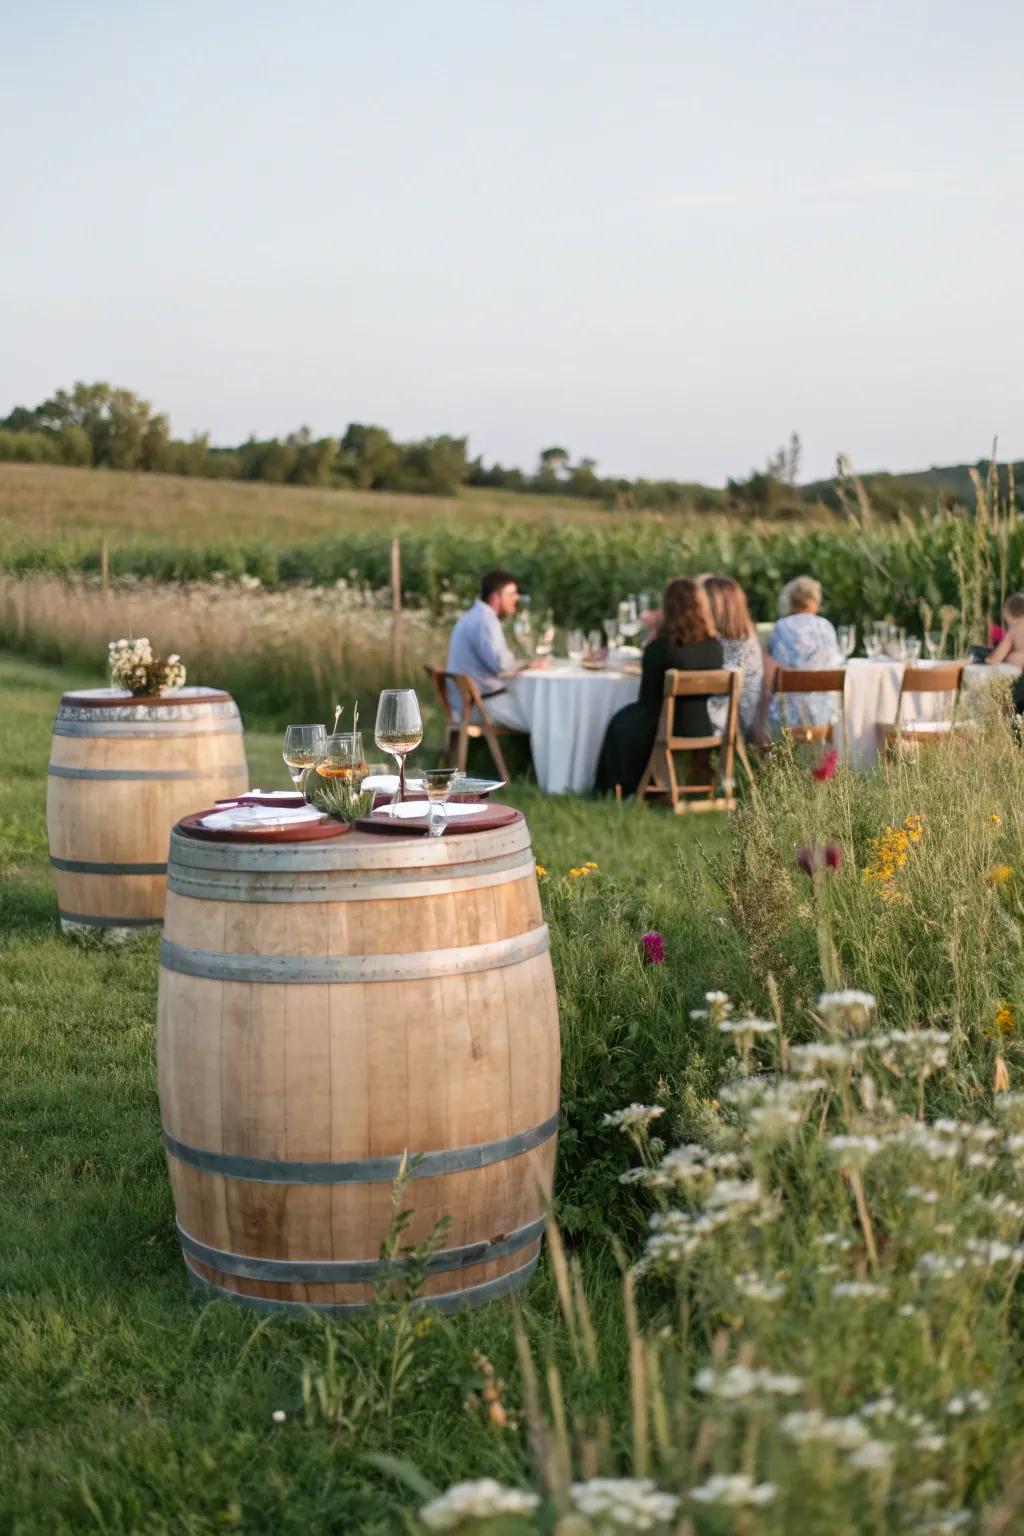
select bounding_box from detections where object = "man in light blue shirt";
[446,569,540,728]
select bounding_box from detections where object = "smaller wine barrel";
[47,687,248,937]
[157,811,560,1316]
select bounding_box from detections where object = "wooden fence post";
[390,536,402,675]
[100,537,110,597]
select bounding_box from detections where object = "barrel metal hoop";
[165,847,537,903]
[184,1250,541,1316]
[53,719,244,739]
[176,1214,545,1283]
[48,764,246,782]
[52,857,168,875]
[162,1108,559,1185]
[159,923,549,984]
[59,910,162,929]
[168,819,531,873]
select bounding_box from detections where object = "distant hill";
[803,461,1024,515]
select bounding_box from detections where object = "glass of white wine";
[282,723,326,789]
[374,689,423,815]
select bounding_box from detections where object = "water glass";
[423,767,463,837]
[282,723,326,788]
[567,629,587,664]
[586,629,603,657]
[864,634,882,660]
[603,618,619,648]
[925,631,941,659]
[903,638,922,662]
[316,731,367,787]
[374,689,423,814]
[837,624,856,659]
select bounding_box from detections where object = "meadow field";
[4,649,1024,1533]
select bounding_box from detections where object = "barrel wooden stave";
[46,689,248,931]
[158,820,559,1313]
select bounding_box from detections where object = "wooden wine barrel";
[47,687,248,937]
[157,811,559,1315]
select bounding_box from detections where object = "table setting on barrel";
[198,686,506,839]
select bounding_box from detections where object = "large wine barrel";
[157,811,559,1315]
[47,687,248,937]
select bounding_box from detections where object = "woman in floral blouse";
[768,575,842,733]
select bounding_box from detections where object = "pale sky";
[3,0,1022,484]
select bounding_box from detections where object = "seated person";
[768,575,842,735]
[702,575,765,739]
[445,569,545,731]
[596,577,723,796]
[986,593,1024,714]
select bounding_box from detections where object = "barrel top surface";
[174,804,524,849]
[60,686,233,709]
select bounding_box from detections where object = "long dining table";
[506,657,1018,795]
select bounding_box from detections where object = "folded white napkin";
[200,805,323,831]
[362,773,423,794]
[370,801,490,821]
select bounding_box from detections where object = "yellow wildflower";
[987,865,1014,886]
[880,885,910,905]
[569,868,583,878]
[904,813,924,842]
[535,864,547,879]
[994,1003,1017,1038]
[584,861,598,870]
[990,812,1003,826]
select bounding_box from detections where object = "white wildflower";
[271,1409,286,1423]
[695,1365,802,1399]
[603,1104,665,1132]
[782,1410,870,1449]
[570,1477,679,1529]
[790,1042,857,1074]
[420,1480,540,1530]
[689,1474,775,1507]
[916,1433,947,1453]
[706,1177,764,1210]
[719,1016,776,1036]
[848,1439,893,1470]
[917,1253,968,1280]
[828,1133,885,1168]
[817,989,877,1032]
[735,1272,786,1302]
[905,1185,940,1204]
[947,1389,991,1415]
[832,1281,888,1299]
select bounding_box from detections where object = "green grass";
[0,652,732,1535]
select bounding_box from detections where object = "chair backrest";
[773,667,846,695]
[898,663,965,695]
[423,665,489,724]
[661,668,740,746]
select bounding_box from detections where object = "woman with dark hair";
[596,577,723,795]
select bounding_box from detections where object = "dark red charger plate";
[176,807,352,843]
[356,796,520,836]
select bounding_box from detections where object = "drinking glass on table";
[567,629,587,664]
[864,632,883,659]
[925,631,942,660]
[603,617,619,649]
[282,723,326,788]
[586,628,603,657]
[374,689,423,815]
[315,731,367,786]
[903,637,922,661]
[423,767,463,837]
[837,624,856,660]
[535,611,556,658]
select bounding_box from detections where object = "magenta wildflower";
[812,748,839,782]
[641,931,665,965]
[796,843,842,876]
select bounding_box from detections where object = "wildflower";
[584,860,598,870]
[718,1016,776,1037]
[817,989,877,1033]
[640,931,665,966]
[994,1002,1016,1037]
[827,1133,885,1168]
[796,842,842,875]
[812,748,839,781]
[271,1409,287,1424]
[987,864,1014,885]
[570,1477,680,1529]
[603,1104,664,1132]
[832,1281,888,1299]
[695,1364,803,1399]
[420,1480,540,1530]
[989,812,1003,825]
[848,1439,893,1471]
[689,1475,776,1507]
[904,813,924,842]
[790,1041,856,1073]
[735,1272,786,1302]
[782,1409,870,1449]
[947,1389,991,1415]
[535,863,547,878]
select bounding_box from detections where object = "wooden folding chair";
[423,665,524,781]
[636,669,740,813]
[879,662,967,754]
[773,667,848,755]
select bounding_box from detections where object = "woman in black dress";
[596,577,723,796]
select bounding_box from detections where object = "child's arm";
[987,632,1015,664]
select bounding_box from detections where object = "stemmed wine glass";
[924,631,941,660]
[282,724,326,789]
[423,767,463,837]
[837,624,856,660]
[374,689,423,815]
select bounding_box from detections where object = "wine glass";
[925,631,941,660]
[603,617,619,649]
[535,615,556,658]
[903,637,921,662]
[423,767,463,837]
[586,629,603,657]
[567,629,587,665]
[512,608,534,656]
[837,624,856,660]
[864,633,882,660]
[282,724,326,789]
[374,689,423,815]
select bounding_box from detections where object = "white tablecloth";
[510,665,640,794]
[844,659,1017,769]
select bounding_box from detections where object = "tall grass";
[0,573,445,723]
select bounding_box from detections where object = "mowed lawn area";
[0,652,732,1535]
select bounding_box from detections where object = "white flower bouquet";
[108,637,187,695]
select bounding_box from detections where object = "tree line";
[0,381,1004,518]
